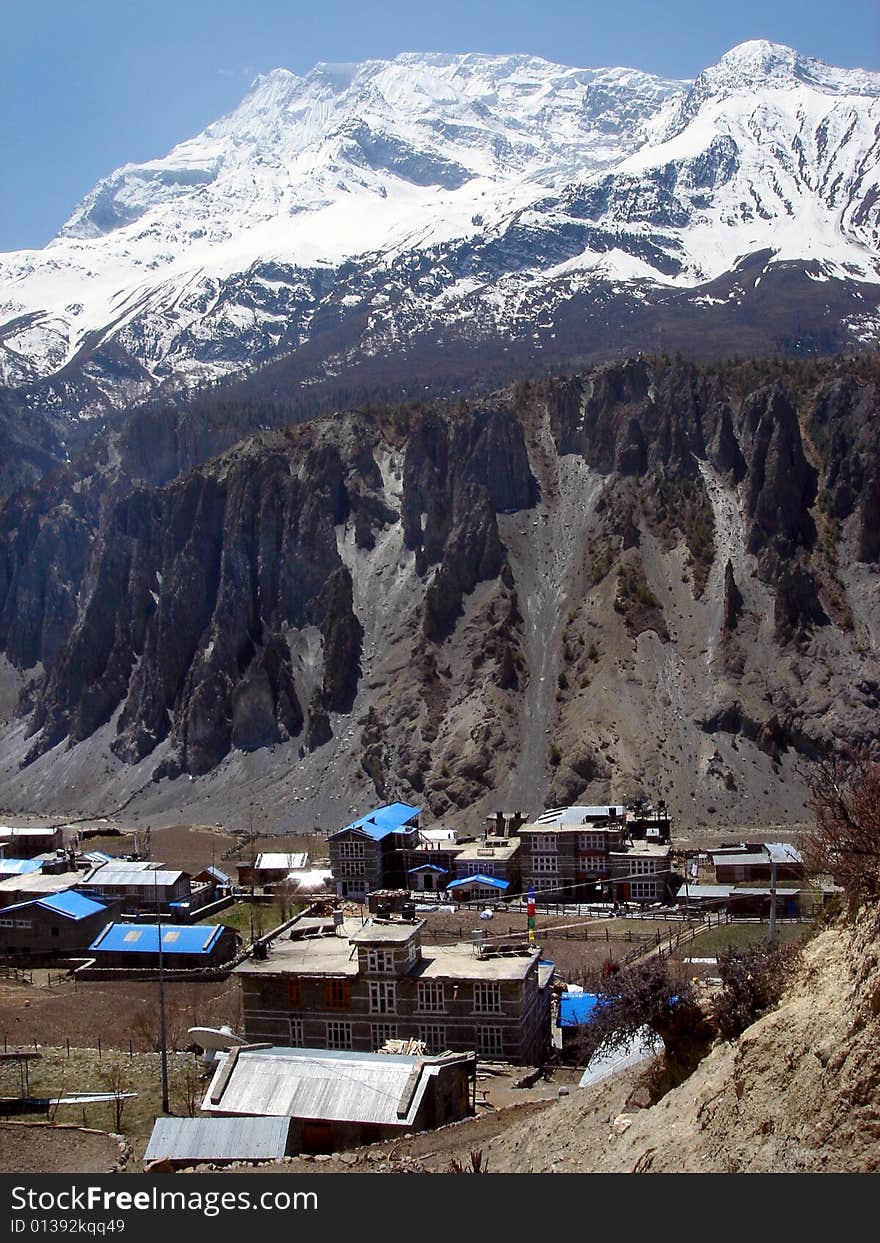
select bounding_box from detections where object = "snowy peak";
[3,43,880,410]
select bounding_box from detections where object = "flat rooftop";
[418,942,540,981]
[350,918,425,944]
[610,843,671,859]
[237,921,541,981]
[0,872,84,898]
[454,837,521,862]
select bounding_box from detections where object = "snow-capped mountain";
[1,41,879,414]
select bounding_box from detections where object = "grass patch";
[14,1047,209,1140]
[689,922,812,955]
[197,901,298,938]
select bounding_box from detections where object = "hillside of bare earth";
[483,909,880,1172]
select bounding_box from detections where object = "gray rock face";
[0,355,877,825]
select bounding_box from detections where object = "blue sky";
[1,0,878,251]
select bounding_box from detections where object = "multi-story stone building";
[609,842,674,903]
[236,914,554,1064]
[327,803,422,900]
[403,827,468,894]
[519,806,626,901]
[449,836,522,900]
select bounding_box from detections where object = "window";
[339,860,366,876]
[465,860,495,876]
[367,949,394,973]
[577,833,608,851]
[578,855,605,872]
[532,877,558,892]
[531,854,557,874]
[323,979,351,1010]
[631,880,658,900]
[287,980,302,1007]
[289,1019,304,1046]
[418,1024,447,1053]
[473,982,502,1014]
[476,1025,505,1057]
[326,1021,352,1049]
[416,981,446,1013]
[629,858,659,876]
[338,841,365,859]
[530,834,557,853]
[368,981,397,1014]
[371,1023,398,1050]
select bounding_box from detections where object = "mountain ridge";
[2,41,878,420]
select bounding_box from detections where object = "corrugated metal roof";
[198,866,230,883]
[80,867,185,887]
[202,1047,448,1127]
[714,853,774,868]
[145,1115,289,1163]
[254,853,309,871]
[89,922,225,955]
[0,859,43,876]
[0,827,58,837]
[333,803,421,841]
[26,891,107,920]
[535,806,625,826]
[407,864,448,873]
[446,874,509,890]
[733,887,800,896]
[578,1028,661,1087]
[675,884,732,899]
[765,843,804,865]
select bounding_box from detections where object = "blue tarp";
[337,803,421,841]
[446,874,509,891]
[89,923,225,955]
[559,992,603,1027]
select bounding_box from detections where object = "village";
[0,803,826,1172]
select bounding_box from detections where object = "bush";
[802,753,880,903]
[574,958,714,1095]
[713,943,799,1041]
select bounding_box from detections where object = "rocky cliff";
[0,354,877,830]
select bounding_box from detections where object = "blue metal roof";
[446,874,509,891]
[335,803,421,841]
[0,858,43,876]
[559,993,603,1027]
[2,890,108,920]
[89,923,226,955]
[200,866,231,883]
[39,891,108,920]
[407,864,448,874]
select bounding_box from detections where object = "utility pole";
[155,871,170,1113]
[768,858,778,947]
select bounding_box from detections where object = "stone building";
[327,803,421,900]
[236,914,554,1064]
[518,805,627,900]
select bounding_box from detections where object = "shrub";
[575,958,714,1095]
[802,752,880,903]
[713,943,799,1041]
